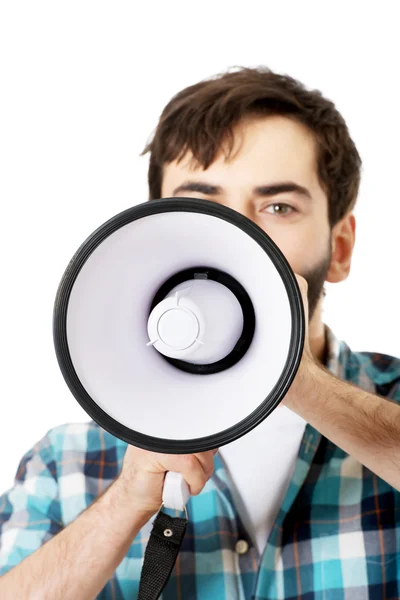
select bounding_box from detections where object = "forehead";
[162,115,322,193]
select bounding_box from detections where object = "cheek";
[262,223,329,275]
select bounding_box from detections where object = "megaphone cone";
[53,197,304,509]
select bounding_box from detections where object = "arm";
[284,274,400,491]
[0,433,217,600]
[286,360,400,491]
[0,478,153,600]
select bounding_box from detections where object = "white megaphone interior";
[66,210,292,440]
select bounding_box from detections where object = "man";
[0,66,399,599]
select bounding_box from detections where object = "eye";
[263,203,296,216]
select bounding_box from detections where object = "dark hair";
[141,66,362,227]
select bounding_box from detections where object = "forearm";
[0,477,154,600]
[289,363,400,490]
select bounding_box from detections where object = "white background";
[0,1,399,491]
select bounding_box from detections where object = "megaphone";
[53,197,304,511]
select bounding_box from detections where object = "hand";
[281,273,317,409]
[294,273,313,360]
[117,445,219,517]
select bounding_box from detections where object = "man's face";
[161,115,332,320]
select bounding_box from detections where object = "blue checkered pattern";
[1,326,400,599]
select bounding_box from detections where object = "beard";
[300,240,332,321]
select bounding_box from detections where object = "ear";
[326,213,356,283]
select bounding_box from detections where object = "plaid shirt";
[1,325,400,599]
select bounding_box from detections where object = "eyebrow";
[172,180,313,201]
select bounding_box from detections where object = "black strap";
[137,509,187,600]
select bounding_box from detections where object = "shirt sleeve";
[0,433,63,576]
[385,377,400,408]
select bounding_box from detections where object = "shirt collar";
[324,323,351,380]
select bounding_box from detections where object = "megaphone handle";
[138,472,189,599]
[162,471,191,511]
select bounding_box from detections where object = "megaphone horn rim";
[52,197,305,453]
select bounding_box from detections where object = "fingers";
[161,450,218,496]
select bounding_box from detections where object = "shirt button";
[235,539,249,555]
